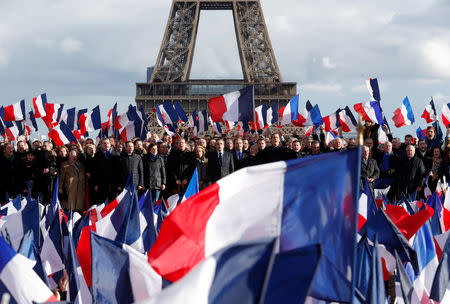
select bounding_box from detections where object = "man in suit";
[232,138,249,170]
[120,141,144,191]
[207,138,234,183]
[398,145,426,198]
[361,145,380,193]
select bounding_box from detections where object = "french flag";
[392,96,415,128]
[250,104,267,131]
[148,149,359,302]
[120,121,138,142]
[442,103,450,128]
[174,101,188,123]
[33,93,47,118]
[338,106,357,132]
[195,110,208,135]
[114,112,131,131]
[1,120,20,142]
[353,101,384,125]
[266,102,278,127]
[4,100,25,121]
[279,95,306,126]
[304,101,323,127]
[187,109,197,129]
[209,117,222,136]
[158,102,179,125]
[416,127,427,141]
[366,78,381,101]
[48,121,77,146]
[421,98,437,124]
[42,103,64,129]
[323,109,341,132]
[24,111,38,135]
[0,237,57,303]
[325,130,338,145]
[303,126,313,137]
[208,86,254,123]
[79,106,102,135]
[60,108,88,131]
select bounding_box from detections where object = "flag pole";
[257,237,279,304]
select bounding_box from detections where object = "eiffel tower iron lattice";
[136,0,297,132]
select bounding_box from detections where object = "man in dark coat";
[91,138,122,205]
[398,145,426,198]
[261,133,289,163]
[361,145,380,192]
[207,139,234,183]
[232,138,249,170]
[120,141,144,190]
[166,138,196,194]
[374,141,400,200]
[0,143,16,203]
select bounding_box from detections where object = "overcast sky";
[1,0,449,137]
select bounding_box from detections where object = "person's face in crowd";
[427,128,436,140]
[101,139,111,152]
[243,139,249,151]
[198,138,207,148]
[257,139,266,151]
[117,143,123,152]
[178,139,186,151]
[404,136,413,146]
[85,139,94,145]
[149,145,158,156]
[43,141,52,151]
[433,148,441,159]
[235,139,243,151]
[286,138,294,150]
[126,142,134,154]
[392,138,401,149]
[418,140,427,152]
[292,141,301,153]
[406,145,415,158]
[378,143,384,151]
[362,146,369,160]
[195,146,204,159]
[216,140,225,152]
[159,143,168,155]
[33,141,41,149]
[226,139,234,150]
[69,151,78,164]
[4,144,13,157]
[364,138,374,149]
[209,139,216,151]
[17,141,26,153]
[334,138,344,150]
[304,137,313,149]
[311,142,320,154]
[163,134,172,145]
[384,142,393,154]
[249,144,259,156]
[58,148,68,158]
[143,142,150,151]
[86,145,96,157]
[134,140,143,151]
[271,134,280,147]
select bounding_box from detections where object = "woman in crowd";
[428,147,442,192]
[56,146,69,170]
[194,144,208,190]
[143,143,166,202]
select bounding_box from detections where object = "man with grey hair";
[398,144,426,198]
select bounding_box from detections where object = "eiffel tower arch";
[136,0,297,131]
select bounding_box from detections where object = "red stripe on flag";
[208,96,227,122]
[392,108,406,128]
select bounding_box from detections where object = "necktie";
[219,152,223,165]
[239,151,242,160]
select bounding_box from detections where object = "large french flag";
[79,105,102,135]
[338,106,357,132]
[279,94,306,126]
[209,86,254,123]
[148,149,360,302]
[392,96,415,128]
[48,121,77,146]
[4,100,25,121]
[42,103,64,129]
[442,103,450,128]
[33,93,47,118]
[353,101,384,125]
[0,237,57,303]
[366,78,381,101]
[421,98,437,124]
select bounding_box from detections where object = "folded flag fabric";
[442,103,450,128]
[392,96,415,128]
[422,98,437,123]
[148,149,359,302]
[209,86,254,123]
[279,94,306,126]
[24,111,38,135]
[4,100,25,122]
[33,93,48,118]
[174,101,187,123]
[366,78,381,101]
[353,101,383,125]
[416,127,427,141]
[338,106,357,132]
[48,121,77,146]
[42,103,64,129]
[79,105,102,135]
[323,109,341,132]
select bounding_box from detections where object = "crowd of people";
[1,121,449,211]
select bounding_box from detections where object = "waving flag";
[353,101,383,125]
[24,111,38,135]
[33,93,48,118]
[180,168,199,203]
[266,102,278,127]
[422,98,437,123]
[4,100,25,121]
[210,117,222,136]
[366,78,381,101]
[48,121,77,146]
[279,95,306,126]
[120,121,138,142]
[195,110,208,135]
[148,149,360,302]
[41,103,64,129]
[304,101,323,127]
[79,105,102,135]
[323,109,341,132]
[442,103,450,128]
[0,237,57,303]
[338,106,357,132]
[157,102,179,125]
[187,109,197,129]
[416,127,427,141]
[392,96,415,127]
[174,101,188,123]
[250,104,267,131]
[209,86,254,123]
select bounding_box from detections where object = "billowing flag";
[24,111,38,135]
[266,102,278,127]
[4,100,25,121]
[195,110,208,135]
[279,95,306,126]
[79,106,102,135]
[304,101,323,127]
[250,104,267,131]
[416,127,427,141]
[323,109,341,132]
[442,103,450,128]
[174,101,188,123]
[42,103,64,129]
[366,78,381,101]
[120,121,138,142]
[157,102,179,125]
[33,93,48,118]
[209,86,254,123]
[353,101,384,125]
[180,169,199,203]
[188,109,197,129]
[422,98,437,123]
[48,121,77,146]
[338,106,357,132]
[392,97,415,127]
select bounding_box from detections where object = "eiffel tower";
[136,0,297,128]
